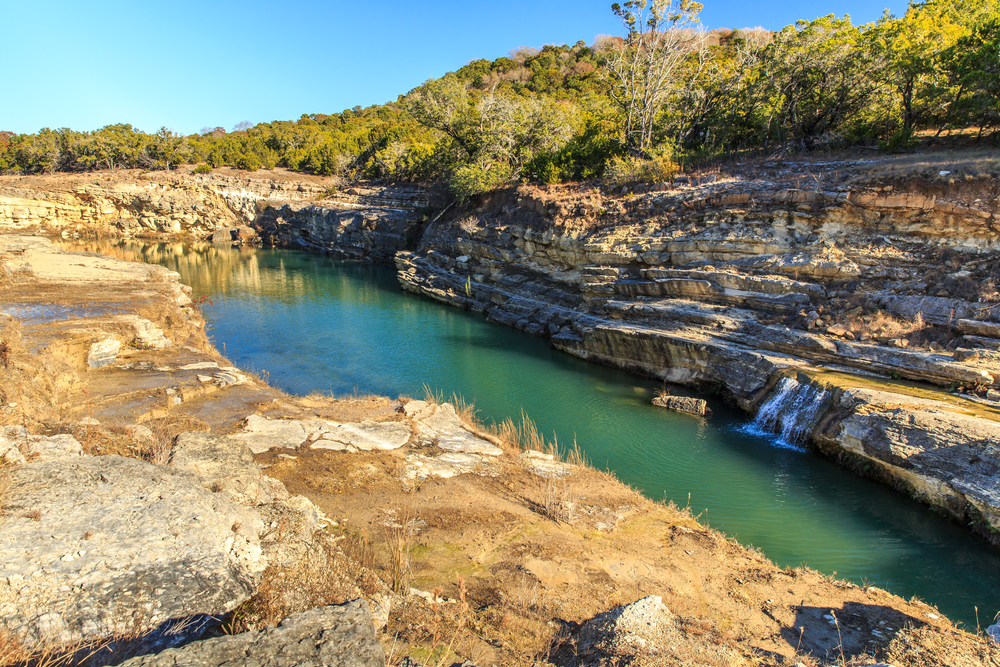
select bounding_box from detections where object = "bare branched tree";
[605,0,704,150]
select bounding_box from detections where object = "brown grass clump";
[224,532,376,634]
[71,415,208,464]
[884,623,1000,667]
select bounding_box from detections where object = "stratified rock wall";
[0,171,430,261]
[395,180,1000,543]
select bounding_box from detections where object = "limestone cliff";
[0,169,430,261]
[394,172,1000,543]
[4,165,1000,545]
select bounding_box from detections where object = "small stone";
[87,338,121,368]
[954,348,981,363]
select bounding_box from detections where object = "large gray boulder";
[0,456,267,645]
[119,600,385,667]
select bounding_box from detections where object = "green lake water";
[84,241,1000,627]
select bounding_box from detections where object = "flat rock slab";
[230,415,410,453]
[404,401,503,456]
[119,600,384,667]
[403,452,498,480]
[229,414,314,453]
[0,456,266,644]
[122,600,385,667]
[312,421,411,451]
[0,426,82,463]
[172,432,289,506]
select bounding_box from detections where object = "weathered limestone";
[230,414,314,453]
[230,414,411,453]
[171,432,289,506]
[1,426,83,462]
[118,601,385,667]
[816,388,1000,533]
[405,400,503,456]
[87,338,121,368]
[651,395,709,416]
[0,172,430,262]
[393,181,1000,542]
[312,421,411,452]
[0,456,267,645]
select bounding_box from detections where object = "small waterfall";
[746,377,829,449]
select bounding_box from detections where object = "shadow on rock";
[783,601,925,663]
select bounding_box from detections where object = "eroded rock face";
[118,600,385,667]
[0,172,429,255]
[817,388,1000,532]
[392,181,1000,541]
[0,456,266,645]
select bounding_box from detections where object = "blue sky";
[5,0,908,136]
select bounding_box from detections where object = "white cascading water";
[745,377,829,449]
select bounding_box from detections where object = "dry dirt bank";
[0,236,998,666]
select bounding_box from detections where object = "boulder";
[0,456,266,645]
[118,600,384,667]
[651,395,709,416]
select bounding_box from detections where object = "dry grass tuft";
[71,415,208,465]
[0,609,212,667]
[224,532,376,634]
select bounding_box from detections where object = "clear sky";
[5,0,909,136]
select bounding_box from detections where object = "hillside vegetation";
[1,0,998,202]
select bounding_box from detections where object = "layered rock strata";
[0,170,430,262]
[395,179,1000,542]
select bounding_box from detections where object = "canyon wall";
[394,176,1000,542]
[4,167,1000,543]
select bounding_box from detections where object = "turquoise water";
[89,241,1000,627]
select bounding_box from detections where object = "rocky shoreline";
[2,167,1000,665]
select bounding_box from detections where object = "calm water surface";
[79,240,1000,626]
